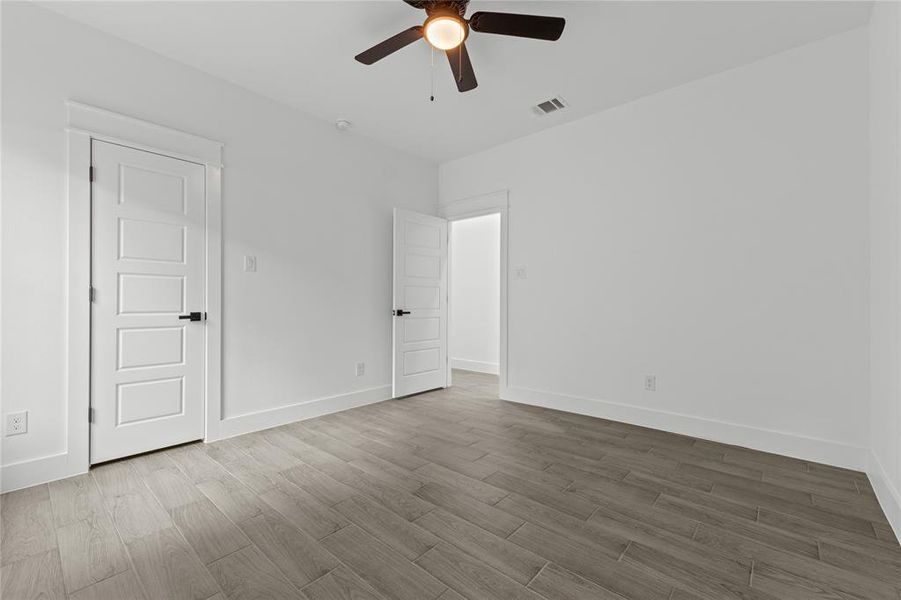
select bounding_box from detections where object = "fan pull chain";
[430,46,435,102]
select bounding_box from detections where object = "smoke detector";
[335,119,353,131]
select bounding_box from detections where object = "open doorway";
[449,213,501,379]
[391,194,508,399]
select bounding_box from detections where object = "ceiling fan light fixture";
[355,0,566,94]
[424,15,466,50]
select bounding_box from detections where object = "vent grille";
[533,96,568,116]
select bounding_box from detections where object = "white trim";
[66,130,93,484]
[204,164,224,442]
[441,189,510,219]
[66,101,222,166]
[450,359,499,375]
[440,190,510,397]
[214,386,392,440]
[7,101,227,494]
[0,453,71,494]
[503,385,869,471]
[868,450,901,540]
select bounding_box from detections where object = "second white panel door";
[393,208,448,397]
[91,140,206,464]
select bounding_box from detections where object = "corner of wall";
[869,449,901,540]
[865,0,901,542]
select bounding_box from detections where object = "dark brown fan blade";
[468,11,565,41]
[446,43,477,92]
[355,26,423,65]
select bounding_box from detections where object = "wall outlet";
[355,362,365,377]
[644,375,657,392]
[243,255,257,272]
[5,411,27,436]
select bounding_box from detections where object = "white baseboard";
[214,385,393,440]
[502,386,869,471]
[0,386,392,494]
[2,382,877,506]
[868,450,901,540]
[1,451,85,494]
[451,358,499,375]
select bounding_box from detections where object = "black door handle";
[393,309,411,316]
[178,312,205,321]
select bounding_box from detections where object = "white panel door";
[91,140,206,464]
[393,208,448,397]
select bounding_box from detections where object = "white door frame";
[66,101,223,476]
[439,190,509,397]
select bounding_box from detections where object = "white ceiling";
[41,1,872,162]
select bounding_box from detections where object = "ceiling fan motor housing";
[404,0,470,17]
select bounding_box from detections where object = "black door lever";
[178,312,205,321]
[393,309,411,316]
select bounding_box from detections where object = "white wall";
[0,2,883,498]
[440,28,870,469]
[868,0,901,537]
[1,3,436,486]
[450,214,500,374]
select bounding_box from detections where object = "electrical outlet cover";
[6,411,27,436]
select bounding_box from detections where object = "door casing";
[66,102,223,476]
[439,190,509,396]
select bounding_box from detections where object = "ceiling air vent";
[532,96,568,116]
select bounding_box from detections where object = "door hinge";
[89,286,95,303]
[89,166,94,182]
[88,407,95,423]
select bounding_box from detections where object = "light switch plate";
[513,266,527,280]
[244,255,257,272]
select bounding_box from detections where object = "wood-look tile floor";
[3,370,900,600]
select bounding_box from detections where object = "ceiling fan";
[355,0,565,93]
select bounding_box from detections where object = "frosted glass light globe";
[425,16,465,50]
